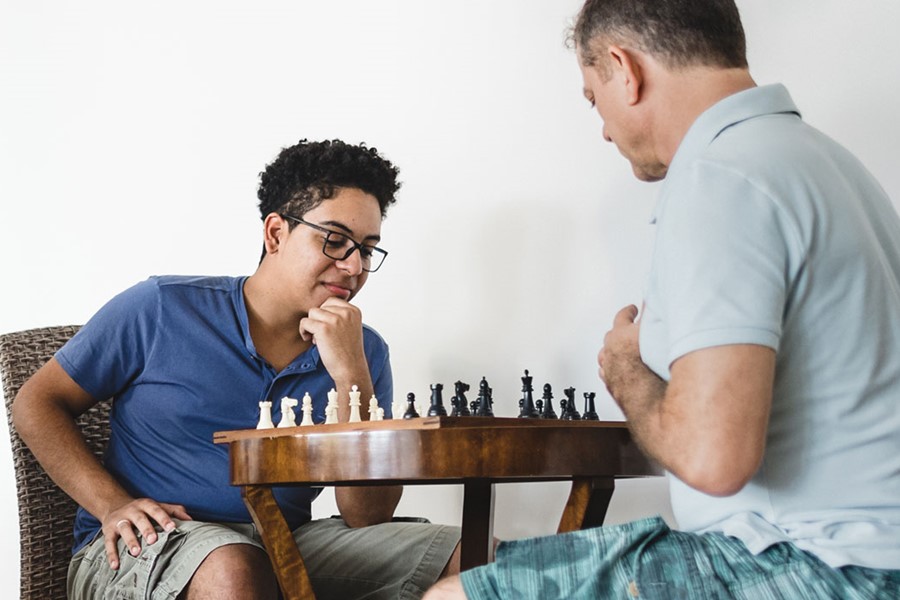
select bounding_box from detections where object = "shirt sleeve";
[653,160,801,365]
[55,278,161,400]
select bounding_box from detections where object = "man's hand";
[298,297,368,382]
[101,498,192,569]
[598,304,666,418]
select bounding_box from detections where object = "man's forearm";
[606,358,673,469]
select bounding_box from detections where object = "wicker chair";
[1,326,112,600]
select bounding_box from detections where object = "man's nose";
[336,247,364,275]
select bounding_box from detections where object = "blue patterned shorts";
[460,516,900,599]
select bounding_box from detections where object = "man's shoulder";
[151,274,243,292]
[362,323,389,352]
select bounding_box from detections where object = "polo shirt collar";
[232,275,321,373]
[650,84,801,223]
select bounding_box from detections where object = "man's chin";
[632,163,668,182]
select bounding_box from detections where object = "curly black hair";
[257,138,400,222]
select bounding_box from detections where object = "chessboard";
[244,369,605,434]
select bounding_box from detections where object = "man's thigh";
[67,520,262,600]
[459,516,900,600]
[295,517,460,600]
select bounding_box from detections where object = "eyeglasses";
[282,215,388,273]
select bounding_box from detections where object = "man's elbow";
[676,454,761,497]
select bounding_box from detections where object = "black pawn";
[403,392,420,419]
[561,387,581,420]
[427,383,447,417]
[539,383,558,419]
[450,380,471,417]
[518,369,539,418]
[582,391,599,421]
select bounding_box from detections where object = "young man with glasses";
[13,139,461,599]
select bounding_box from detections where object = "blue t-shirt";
[641,84,900,569]
[56,275,393,553]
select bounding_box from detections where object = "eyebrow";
[317,219,382,243]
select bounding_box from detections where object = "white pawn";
[325,388,339,424]
[257,400,275,429]
[277,396,298,428]
[368,395,383,421]
[392,397,405,420]
[348,385,362,423]
[300,392,315,426]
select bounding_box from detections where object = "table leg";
[557,477,615,533]
[460,480,495,570]
[242,485,316,600]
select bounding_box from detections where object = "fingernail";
[131,546,140,556]
[147,533,157,544]
[165,522,176,532]
[110,561,119,570]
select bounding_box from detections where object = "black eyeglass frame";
[281,214,388,273]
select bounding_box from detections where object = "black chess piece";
[475,377,495,416]
[561,386,581,420]
[484,383,495,417]
[517,369,539,418]
[403,392,420,419]
[539,383,558,419]
[582,391,599,420]
[427,383,448,417]
[451,380,471,416]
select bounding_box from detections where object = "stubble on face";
[578,56,668,183]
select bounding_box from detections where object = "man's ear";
[608,45,643,106]
[262,212,287,256]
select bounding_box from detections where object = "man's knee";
[423,574,467,600]
[181,543,278,600]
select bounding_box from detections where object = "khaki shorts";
[67,517,460,600]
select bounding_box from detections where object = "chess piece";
[450,380,471,417]
[277,396,298,428]
[539,383,558,419]
[475,377,495,417]
[403,392,420,419]
[582,391,600,421]
[325,388,339,424]
[348,385,362,423]
[300,392,315,426]
[427,383,448,417]
[561,387,581,420]
[392,395,406,419]
[257,400,275,429]
[368,395,383,421]
[517,369,539,418]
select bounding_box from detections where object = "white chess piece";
[325,388,339,424]
[348,385,362,423]
[277,396,298,428]
[368,395,382,421]
[257,400,274,429]
[300,392,314,426]
[392,397,405,420]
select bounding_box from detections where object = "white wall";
[2,0,899,593]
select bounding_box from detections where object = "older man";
[426,1,900,598]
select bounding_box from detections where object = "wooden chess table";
[214,417,659,600]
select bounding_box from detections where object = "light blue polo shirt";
[640,84,900,569]
[56,275,393,553]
